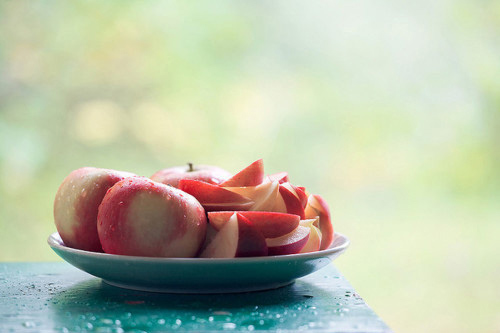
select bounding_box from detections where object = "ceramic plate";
[48,232,349,293]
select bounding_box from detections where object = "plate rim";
[48,231,349,264]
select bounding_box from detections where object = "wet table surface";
[0,262,391,332]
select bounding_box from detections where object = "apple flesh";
[178,179,254,211]
[53,167,136,252]
[267,171,289,184]
[304,194,334,250]
[200,213,268,258]
[224,181,280,211]
[151,163,231,188]
[266,226,310,256]
[97,177,207,257]
[207,211,300,238]
[279,184,306,219]
[220,159,264,187]
[299,219,322,253]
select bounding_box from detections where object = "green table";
[0,263,391,332]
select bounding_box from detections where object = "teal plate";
[48,232,349,294]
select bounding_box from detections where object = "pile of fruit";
[53,159,334,258]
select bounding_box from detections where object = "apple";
[299,218,322,253]
[207,211,300,238]
[220,159,264,187]
[266,225,310,255]
[97,177,207,257]
[53,167,136,252]
[279,184,306,219]
[304,194,334,250]
[150,163,231,188]
[200,213,268,258]
[267,171,289,184]
[178,179,254,211]
[224,181,280,211]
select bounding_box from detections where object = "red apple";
[150,163,231,188]
[266,225,310,255]
[97,177,207,257]
[53,167,136,252]
[279,184,306,219]
[304,194,334,250]
[299,218,322,253]
[293,185,308,208]
[207,211,300,238]
[220,159,264,187]
[267,171,289,184]
[178,179,254,211]
[200,213,268,258]
[224,181,280,211]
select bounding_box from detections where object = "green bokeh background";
[0,1,499,332]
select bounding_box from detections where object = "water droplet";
[175,319,182,326]
[258,320,265,325]
[248,325,255,331]
[22,321,36,328]
[208,316,214,322]
[157,319,165,325]
[222,323,236,330]
[85,323,93,330]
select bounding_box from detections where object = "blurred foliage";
[0,1,499,333]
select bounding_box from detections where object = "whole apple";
[97,177,207,257]
[53,167,136,252]
[150,163,231,188]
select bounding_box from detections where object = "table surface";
[0,262,391,332]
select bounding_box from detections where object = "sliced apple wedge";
[304,194,334,250]
[220,159,264,187]
[207,211,300,238]
[268,171,289,184]
[224,181,279,211]
[266,225,310,256]
[200,213,268,258]
[293,185,308,209]
[178,179,254,211]
[279,184,306,219]
[299,218,322,253]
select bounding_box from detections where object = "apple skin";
[266,225,310,256]
[97,177,207,257]
[224,181,279,211]
[200,213,268,258]
[151,163,231,188]
[299,219,322,253]
[220,159,264,187]
[267,172,289,184]
[279,184,306,219]
[304,194,334,250]
[178,179,254,211]
[207,211,300,238]
[53,167,136,252]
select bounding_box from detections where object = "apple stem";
[188,162,194,172]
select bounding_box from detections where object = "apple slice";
[304,194,334,250]
[271,193,287,213]
[293,185,308,208]
[200,213,268,258]
[178,179,254,211]
[220,159,264,187]
[268,171,289,184]
[224,181,279,211]
[266,225,310,256]
[299,219,322,253]
[207,211,300,238]
[279,184,306,219]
